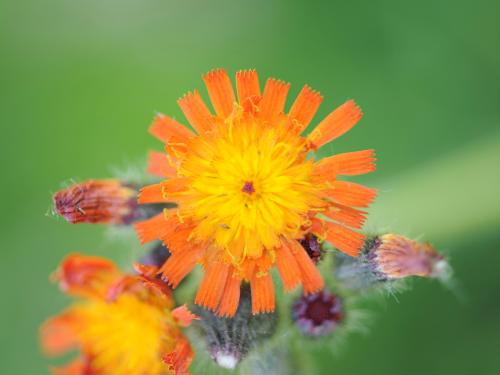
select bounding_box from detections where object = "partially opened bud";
[53,180,137,225]
[373,234,446,280]
[299,234,323,264]
[292,290,343,337]
[334,234,449,290]
[195,286,277,369]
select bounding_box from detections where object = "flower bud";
[372,234,447,279]
[334,234,449,290]
[299,233,323,264]
[194,285,277,369]
[53,180,138,224]
[292,290,343,337]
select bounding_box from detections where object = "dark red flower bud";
[53,180,137,224]
[292,290,343,337]
[299,233,323,264]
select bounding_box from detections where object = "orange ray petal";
[52,254,119,298]
[131,264,173,300]
[307,100,363,149]
[323,221,365,256]
[172,305,200,327]
[203,68,236,118]
[148,113,195,144]
[159,246,204,288]
[258,78,290,122]
[163,339,194,375]
[289,240,324,295]
[333,149,376,176]
[323,180,377,207]
[275,245,302,291]
[138,178,190,204]
[236,69,260,101]
[161,224,196,253]
[195,261,230,311]
[51,358,89,375]
[165,136,190,161]
[138,184,165,204]
[217,267,242,317]
[134,212,175,244]
[105,274,142,302]
[178,90,213,134]
[323,203,368,229]
[238,258,256,281]
[40,310,79,356]
[287,85,323,133]
[147,151,178,178]
[310,216,328,237]
[250,272,275,314]
[314,149,376,178]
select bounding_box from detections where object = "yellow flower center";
[178,115,323,262]
[75,294,172,375]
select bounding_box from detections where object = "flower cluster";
[42,68,449,374]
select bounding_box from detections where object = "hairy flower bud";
[53,180,138,224]
[194,286,277,369]
[373,234,446,279]
[335,234,449,290]
[292,290,343,337]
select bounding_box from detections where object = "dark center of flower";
[241,181,255,195]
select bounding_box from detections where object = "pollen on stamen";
[241,181,255,195]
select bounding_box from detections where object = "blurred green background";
[1,0,499,374]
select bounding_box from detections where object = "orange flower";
[40,254,197,375]
[136,69,377,317]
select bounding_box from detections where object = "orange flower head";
[53,180,137,224]
[40,254,197,375]
[136,69,377,316]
